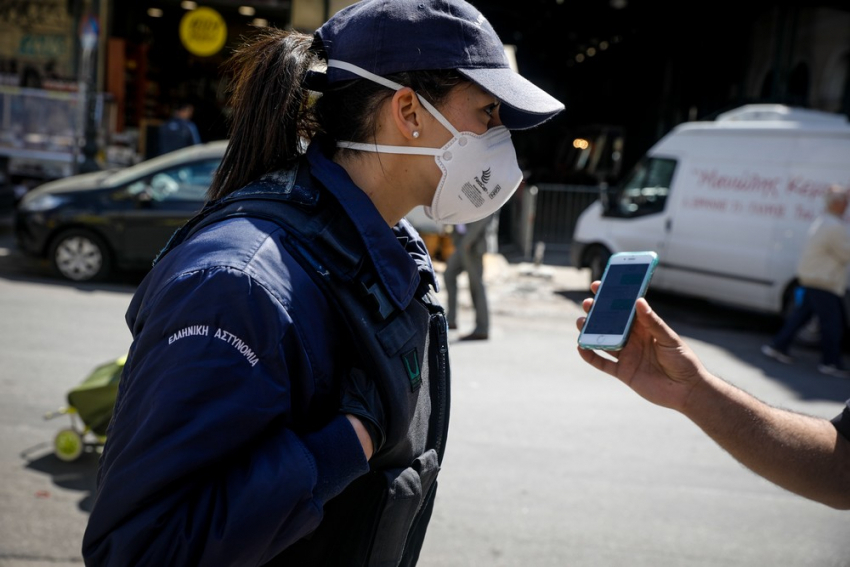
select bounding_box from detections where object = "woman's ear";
[391,87,423,141]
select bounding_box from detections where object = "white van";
[571,104,850,316]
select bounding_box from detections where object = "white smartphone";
[577,251,659,351]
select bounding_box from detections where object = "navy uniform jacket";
[82,140,441,566]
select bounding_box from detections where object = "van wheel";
[49,229,111,282]
[586,245,611,285]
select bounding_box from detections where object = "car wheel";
[49,229,111,282]
[586,245,611,286]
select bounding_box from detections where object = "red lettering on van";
[786,178,830,198]
[795,205,816,222]
[748,202,785,218]
[694,169,780,198]
[688,197,728,211]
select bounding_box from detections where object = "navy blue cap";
[315,0,564,130]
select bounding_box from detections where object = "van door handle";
[665,218,672,232]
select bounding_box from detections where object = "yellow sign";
[179,7,227,57]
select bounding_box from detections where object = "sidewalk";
[432,250,591,337]
[434,251,588,300]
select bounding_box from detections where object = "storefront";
[109,0,359,159]
[0,0,358,202]
[107,1,281,159]
[0,0,82,90]
[0,0,102,202]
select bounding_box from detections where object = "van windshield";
[606,157,677,218]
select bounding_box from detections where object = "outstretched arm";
[576,285,850,509]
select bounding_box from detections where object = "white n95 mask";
[328,60,523,225]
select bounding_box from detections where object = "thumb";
[634,298,681,347]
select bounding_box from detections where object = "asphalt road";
[1,213,849,566]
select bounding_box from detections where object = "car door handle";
[665,218,672,232]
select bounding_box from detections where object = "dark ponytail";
[208,28,320,200]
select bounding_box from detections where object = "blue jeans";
[772,287,846,367]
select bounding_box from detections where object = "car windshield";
[116,158,221,203]
[104,142,227,187]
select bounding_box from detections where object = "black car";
[14,140,227,282]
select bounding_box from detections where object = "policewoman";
[82,1,563,565]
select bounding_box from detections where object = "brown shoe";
[459,332,488,341]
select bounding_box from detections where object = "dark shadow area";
[22,444,99,513]
[0,265,144,291]
[0,260,145,291]
[678,321,850,405]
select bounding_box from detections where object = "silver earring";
[412,131,420,139]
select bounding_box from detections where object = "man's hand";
[576,281,708,412]
[577,284,850,510]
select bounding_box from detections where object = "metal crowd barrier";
[509,182,603,261]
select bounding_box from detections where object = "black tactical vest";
[156,165,451,567]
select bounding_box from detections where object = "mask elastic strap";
[337,141,445,156]
[327,59,462,138]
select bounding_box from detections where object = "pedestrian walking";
[158,100,201,155]
[444,214,495,341]
[761,184,850,377]
[81,1,563,565]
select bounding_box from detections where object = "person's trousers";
[772,286,846,367]
[444,243,489,334]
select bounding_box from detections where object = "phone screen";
[582,263,652,335]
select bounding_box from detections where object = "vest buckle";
[360,280,394,320]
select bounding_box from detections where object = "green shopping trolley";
[44,355,126,462]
